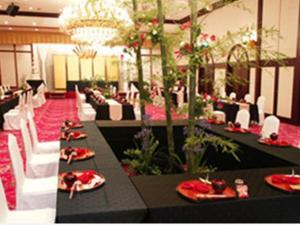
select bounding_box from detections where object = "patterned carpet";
[0,98,299,209]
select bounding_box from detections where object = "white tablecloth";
[106,99,122,121]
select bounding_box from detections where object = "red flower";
[217,102,224,109]
[211,95,218,102]
[175,50,183,59]
[120,54,124,61]
[210,35,216,42]
[180,21,192,30]
[200,33,209,41]
[140,33,146,41]
[132,41,139,49]
[183,43,193,53]
[151,18,159,26]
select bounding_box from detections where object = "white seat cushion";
[7,208,56,224]
[22,176,58,195]
[35,141,60,154]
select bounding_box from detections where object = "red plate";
[258,138,290,147]
[61,131,87,141]
[58,170,105,192]
[265,174,300,193]
[224,127,250,133]
[176,180,236,202]
[207,119,225,125]
[60,148,95,161]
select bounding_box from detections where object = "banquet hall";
[0,0,300,223]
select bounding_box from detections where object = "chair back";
[8,134,26,209]
[0,179,9,223]
[235,109,250,129]
[257,96,266,111]
[20,119,33,162]
[244,94,251,103]
[261,115,280,138]
[229,92,236,100]
[75,84,79,94]
[27,112,39,151]
[177,88,184,108]
[27,91,34,117]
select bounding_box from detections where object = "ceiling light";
[4,21,9,25]
[8,27,12,30]
[29,6,33,10]
[32,21,37,26]
[59,0,132,45]
[34,28,39,31]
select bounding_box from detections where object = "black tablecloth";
[213,101,259,123]
[131,167,300,223]
[0,96,19,129]
[89,97,135,120]
[26,80,45,94]
[199,123,300,168]
[56,122,146,223]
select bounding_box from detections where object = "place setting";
[60,146,95,164]
[62,120,84,129]
[58,170,106,199]
[258,132,291,147]
[224,122,250,134]
[61,128,87,142]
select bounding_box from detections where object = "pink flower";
[210,35,216,42]
[151,18,159,26]
[180,21,192,30]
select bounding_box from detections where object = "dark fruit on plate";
[63,172,77,188]
[270,132,278,141]
[64,147,74,156]
[234,122,241,128]
[212,179,227,194]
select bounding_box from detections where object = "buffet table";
[213,101,259,123]
[131,166,300,223]
[56,122,146,223]
[0,96,19,129]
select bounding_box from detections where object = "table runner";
[106,99,122,121]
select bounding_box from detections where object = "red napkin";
[271,175,300,185]
[77,170,96,184]
[75,148,88,157]
[181,181,211,193]
[264,139,289,146]
[72,131,82,138]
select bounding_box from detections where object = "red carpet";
[0,99,299,209]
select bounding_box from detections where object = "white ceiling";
[0,0,219,32]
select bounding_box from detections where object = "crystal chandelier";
[59,0,132,45]
[73,45,97,59]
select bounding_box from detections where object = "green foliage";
[123,128,162,175]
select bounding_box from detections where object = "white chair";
[75,84,86,103]
[3,94,27,130]
[8,134,57,210]
[261,115,280,138]
[229,92,237,100]
[20,119,59,178]
[28,113,60,154]
[235,109,250,129]
[244,93,251,103]
[177,88,184,108]
[77,94,96,121]
[32,85,45,108]
[257,96,266,125]
[0,179,56,224]
[212,111,226,122]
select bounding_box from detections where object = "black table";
[89,97,135,120]
[56,122,146,223]
[199,123,300,168]
[213,101,259,123]
[0,96,19,129]
[131,167,300,223]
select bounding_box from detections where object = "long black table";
[213,101,259,123]
[56,122,146,223]
[89,97,135,120]
[0,96,19,129]
[199,123,300,168]
[131,166,300,223]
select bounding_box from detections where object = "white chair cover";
[257,96,266,125]
[8,134,57,210]
[0,179,56,224]
[229,92,237,100]
[244,94,251,103]
[28,113,60,154]
[212,111,226,122]
[75,85,86,104]
[20,119,59,178]
[235,109,250,129]
[77,93,96,121]
[177,89,184,108]
[3,94,26,130]
[261,115,280,138]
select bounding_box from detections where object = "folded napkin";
[263,139,289,146]
[271,175,300,185]
[181,181,211,193]
[75,148,88,157]
[77,170,96,184]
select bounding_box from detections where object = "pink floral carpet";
[0,98,299,209]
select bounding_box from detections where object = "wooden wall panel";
[0,52,16,86]
[106,56,119,81]
[67,56,79,81]
[214,68,226,95]
[16,53,32,87]
[249,68,256,104]
[80,58,93,80]
[53,55,66,89]
[261,67,276,114]
[277,67,294,118]
[93,56,106,80]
